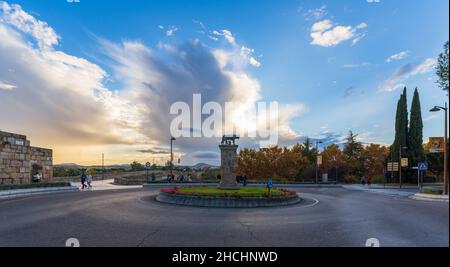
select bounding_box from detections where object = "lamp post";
[315,140,323,184]
[170,136,176,176]
[430,102,448,195]
[399,146,407,188]
[102,153,104,181]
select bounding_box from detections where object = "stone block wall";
[0,131,53,184]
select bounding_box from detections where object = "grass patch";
[421,186,444,195]
[162,186,295,197]
[0,182,71,191]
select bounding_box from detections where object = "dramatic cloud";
[0,1,142,148]
[211,29,261,68]
[386,51,409,63]
[0,2,303,165]
[310,19,367,47]
[0,2,59,48]
[379,58,437,91]
[212,29,236,46]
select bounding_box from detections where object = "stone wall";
[0,131,53,184]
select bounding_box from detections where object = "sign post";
[417,162,428,189]
[267,178,273,196]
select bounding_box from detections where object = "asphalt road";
[0,187,448,247]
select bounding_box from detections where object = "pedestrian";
[367,176,372,187]
[86,169,93,189]
[80,170,87,189]
[243,175,247,186]
[32,172,41,183]
[360,175,366,186]
[151,172,156,182]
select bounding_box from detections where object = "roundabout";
[155,186,302,208]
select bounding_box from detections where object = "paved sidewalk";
[0,186,79,200]
[342,184,419,197]
[410,193,449,202]
[71,179,141,191]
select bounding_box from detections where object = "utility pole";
[445,102,448,195]
[315,140,322,184]
[430,103,448,195]
[398,146,407,189]
[399,147,402,189]
[170,137,176,176]
[102,153,104,180]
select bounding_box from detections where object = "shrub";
[372,175,385,184]
[343,175,359,184]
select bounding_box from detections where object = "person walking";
[360,175,366,186]
[86,169,93,189]
[367,176,372,187]
[80,170,87,190]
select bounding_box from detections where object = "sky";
[0,0,448,166]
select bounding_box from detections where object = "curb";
[0,186,80,200]
[409,193,449,202]
[143,183,343,188]
[156,191,302,208]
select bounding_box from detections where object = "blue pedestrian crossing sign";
[418,162,428,171]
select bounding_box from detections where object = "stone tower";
[219,144,239,189]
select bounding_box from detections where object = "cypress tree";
[408,88,425,166]
[391,98,402,161]
[400,87,409,150]
[391,87,409,161]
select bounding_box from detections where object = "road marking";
[296,194,319,208]
[365,238,380,247]
[65,238,80,247]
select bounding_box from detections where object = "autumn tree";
[361,144,389,178]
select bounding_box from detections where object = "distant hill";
[54,163,80,169]
[54,163,130,169]
[191,163,219,169]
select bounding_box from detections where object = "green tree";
[436,41,449,93]
[343,131,363,158]
[130,161,144,171]
[408,88,425,166]
[343,131,363,176]
[391,88,409,161]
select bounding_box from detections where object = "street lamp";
[170,136,176,176]
[315,140,323,184]
[430,102,448,195]
[332,155,338,183]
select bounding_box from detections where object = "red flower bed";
[161,187,178,194]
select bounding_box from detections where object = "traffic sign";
[418,162,428,171]
[317,155,322,166]
[428,137,445,153]
[401,158,409,167]
[145,162,151,168]
[387,162,399,172]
